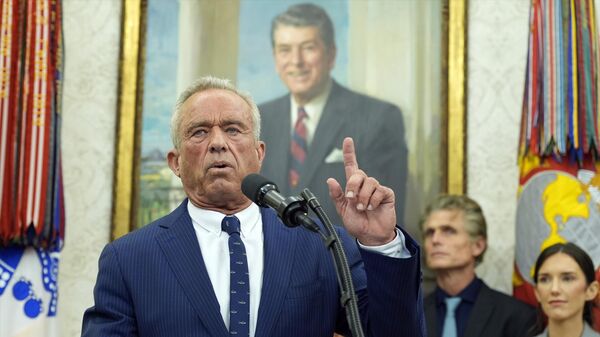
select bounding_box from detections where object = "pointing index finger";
[343,137,359,179]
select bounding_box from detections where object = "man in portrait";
[259,3,407,227]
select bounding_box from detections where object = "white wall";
[56,0,532,334]
[467,0,530,292]
[58,1,121,336]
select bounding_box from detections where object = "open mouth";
[209,162,232,170]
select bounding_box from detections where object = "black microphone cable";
[301,189,365,337]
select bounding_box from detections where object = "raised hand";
[326,137,397,246]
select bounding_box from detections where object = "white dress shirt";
[188,200,410,337]
[189,202,264,337]
[290,79,333,146]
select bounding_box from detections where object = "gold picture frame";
[111,0,468,240]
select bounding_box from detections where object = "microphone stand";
[300,189,365,337]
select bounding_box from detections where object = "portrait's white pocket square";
[324,148,344,163]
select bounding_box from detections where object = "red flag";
[517,0,600,330]
[0,0,63,248]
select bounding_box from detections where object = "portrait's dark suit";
[82,200,425,337]
[259,81,407,227]
[424,282,536,337]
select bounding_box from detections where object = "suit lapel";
[254,208,298,336]
[463,284,494,337]
[155,202,228,337]
[299,83,345,190]
[424,294,438,337]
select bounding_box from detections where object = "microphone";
[241,173,319,231]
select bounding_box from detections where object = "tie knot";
[297,107,308,120]
[445,297,461,316]
[221,215,241,236]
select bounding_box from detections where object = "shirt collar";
[435,277,483,306]
[187,200,261,238]
[290,78,333,126]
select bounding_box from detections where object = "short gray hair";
[271,3,335,50]
[171,76,261,149]
[420,194,488,264]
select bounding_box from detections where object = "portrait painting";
[112,0,467,251]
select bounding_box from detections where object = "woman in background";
[531,242,599,337]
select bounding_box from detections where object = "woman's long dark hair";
[528,242,597,336]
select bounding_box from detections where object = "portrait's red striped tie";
[289,107,308,188]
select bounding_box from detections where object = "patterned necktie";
[221,215,249,337]
[442,297,462,337]
[289,106,308,188]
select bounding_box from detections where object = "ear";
[471,236,486,259]
[167,148,181,177]
[327,46,337,70]
[256,141,266,167]
[585,280,599,301]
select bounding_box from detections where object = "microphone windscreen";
[241,173,274,203]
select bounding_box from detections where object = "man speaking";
[82,76,424,337]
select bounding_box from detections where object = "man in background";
[259,3,407,227]
[422,194,535,337]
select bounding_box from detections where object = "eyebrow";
[538,271,578,276]
[424,224,455,230]
[275,39,318,48]
[220,119,249,129]
[186,119,248,132]
[184,121,210,133]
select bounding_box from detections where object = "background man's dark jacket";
[424,282,536,337]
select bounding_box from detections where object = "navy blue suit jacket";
[82,201,425,337]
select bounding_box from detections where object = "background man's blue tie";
[442,297,462,337]
[221,215,249,336]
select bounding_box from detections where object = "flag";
[0,247,60,337]
[0,0,64,335]
[515,0,600,330]
[514,156,600,327]
[0,0,64,247]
